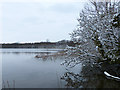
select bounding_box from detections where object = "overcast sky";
[2,1,87,43]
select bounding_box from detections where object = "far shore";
[0,40,75,48]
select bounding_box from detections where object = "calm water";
[1,48,81,88]
[1,48,120,88]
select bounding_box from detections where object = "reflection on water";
[0,48,62,54]
[2,48,67,88]
[61,71,83,88]
[61,70,120,88]
[2,48,120,88]
[0,48,62,52]
[1,52,52,55]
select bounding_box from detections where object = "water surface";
[2,48,81,88]
[2,48,119,88]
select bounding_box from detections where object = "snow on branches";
[64,1,120,67]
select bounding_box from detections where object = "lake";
[1,48,120,88]
[1,48,82,88]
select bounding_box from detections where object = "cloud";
[48,3,83,13]
[2,2,85,43]
[1,0,88,3]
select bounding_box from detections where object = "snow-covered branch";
[64,1,120,67]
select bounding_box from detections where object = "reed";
[35,50,67,60]
[2,80,15,89]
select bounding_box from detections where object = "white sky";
[1,0,88,43]
[0,0,88,3]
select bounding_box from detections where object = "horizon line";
[0,39,71,44]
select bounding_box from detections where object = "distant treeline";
[0,40,76,48]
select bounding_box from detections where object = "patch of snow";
[104,71,120,80]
